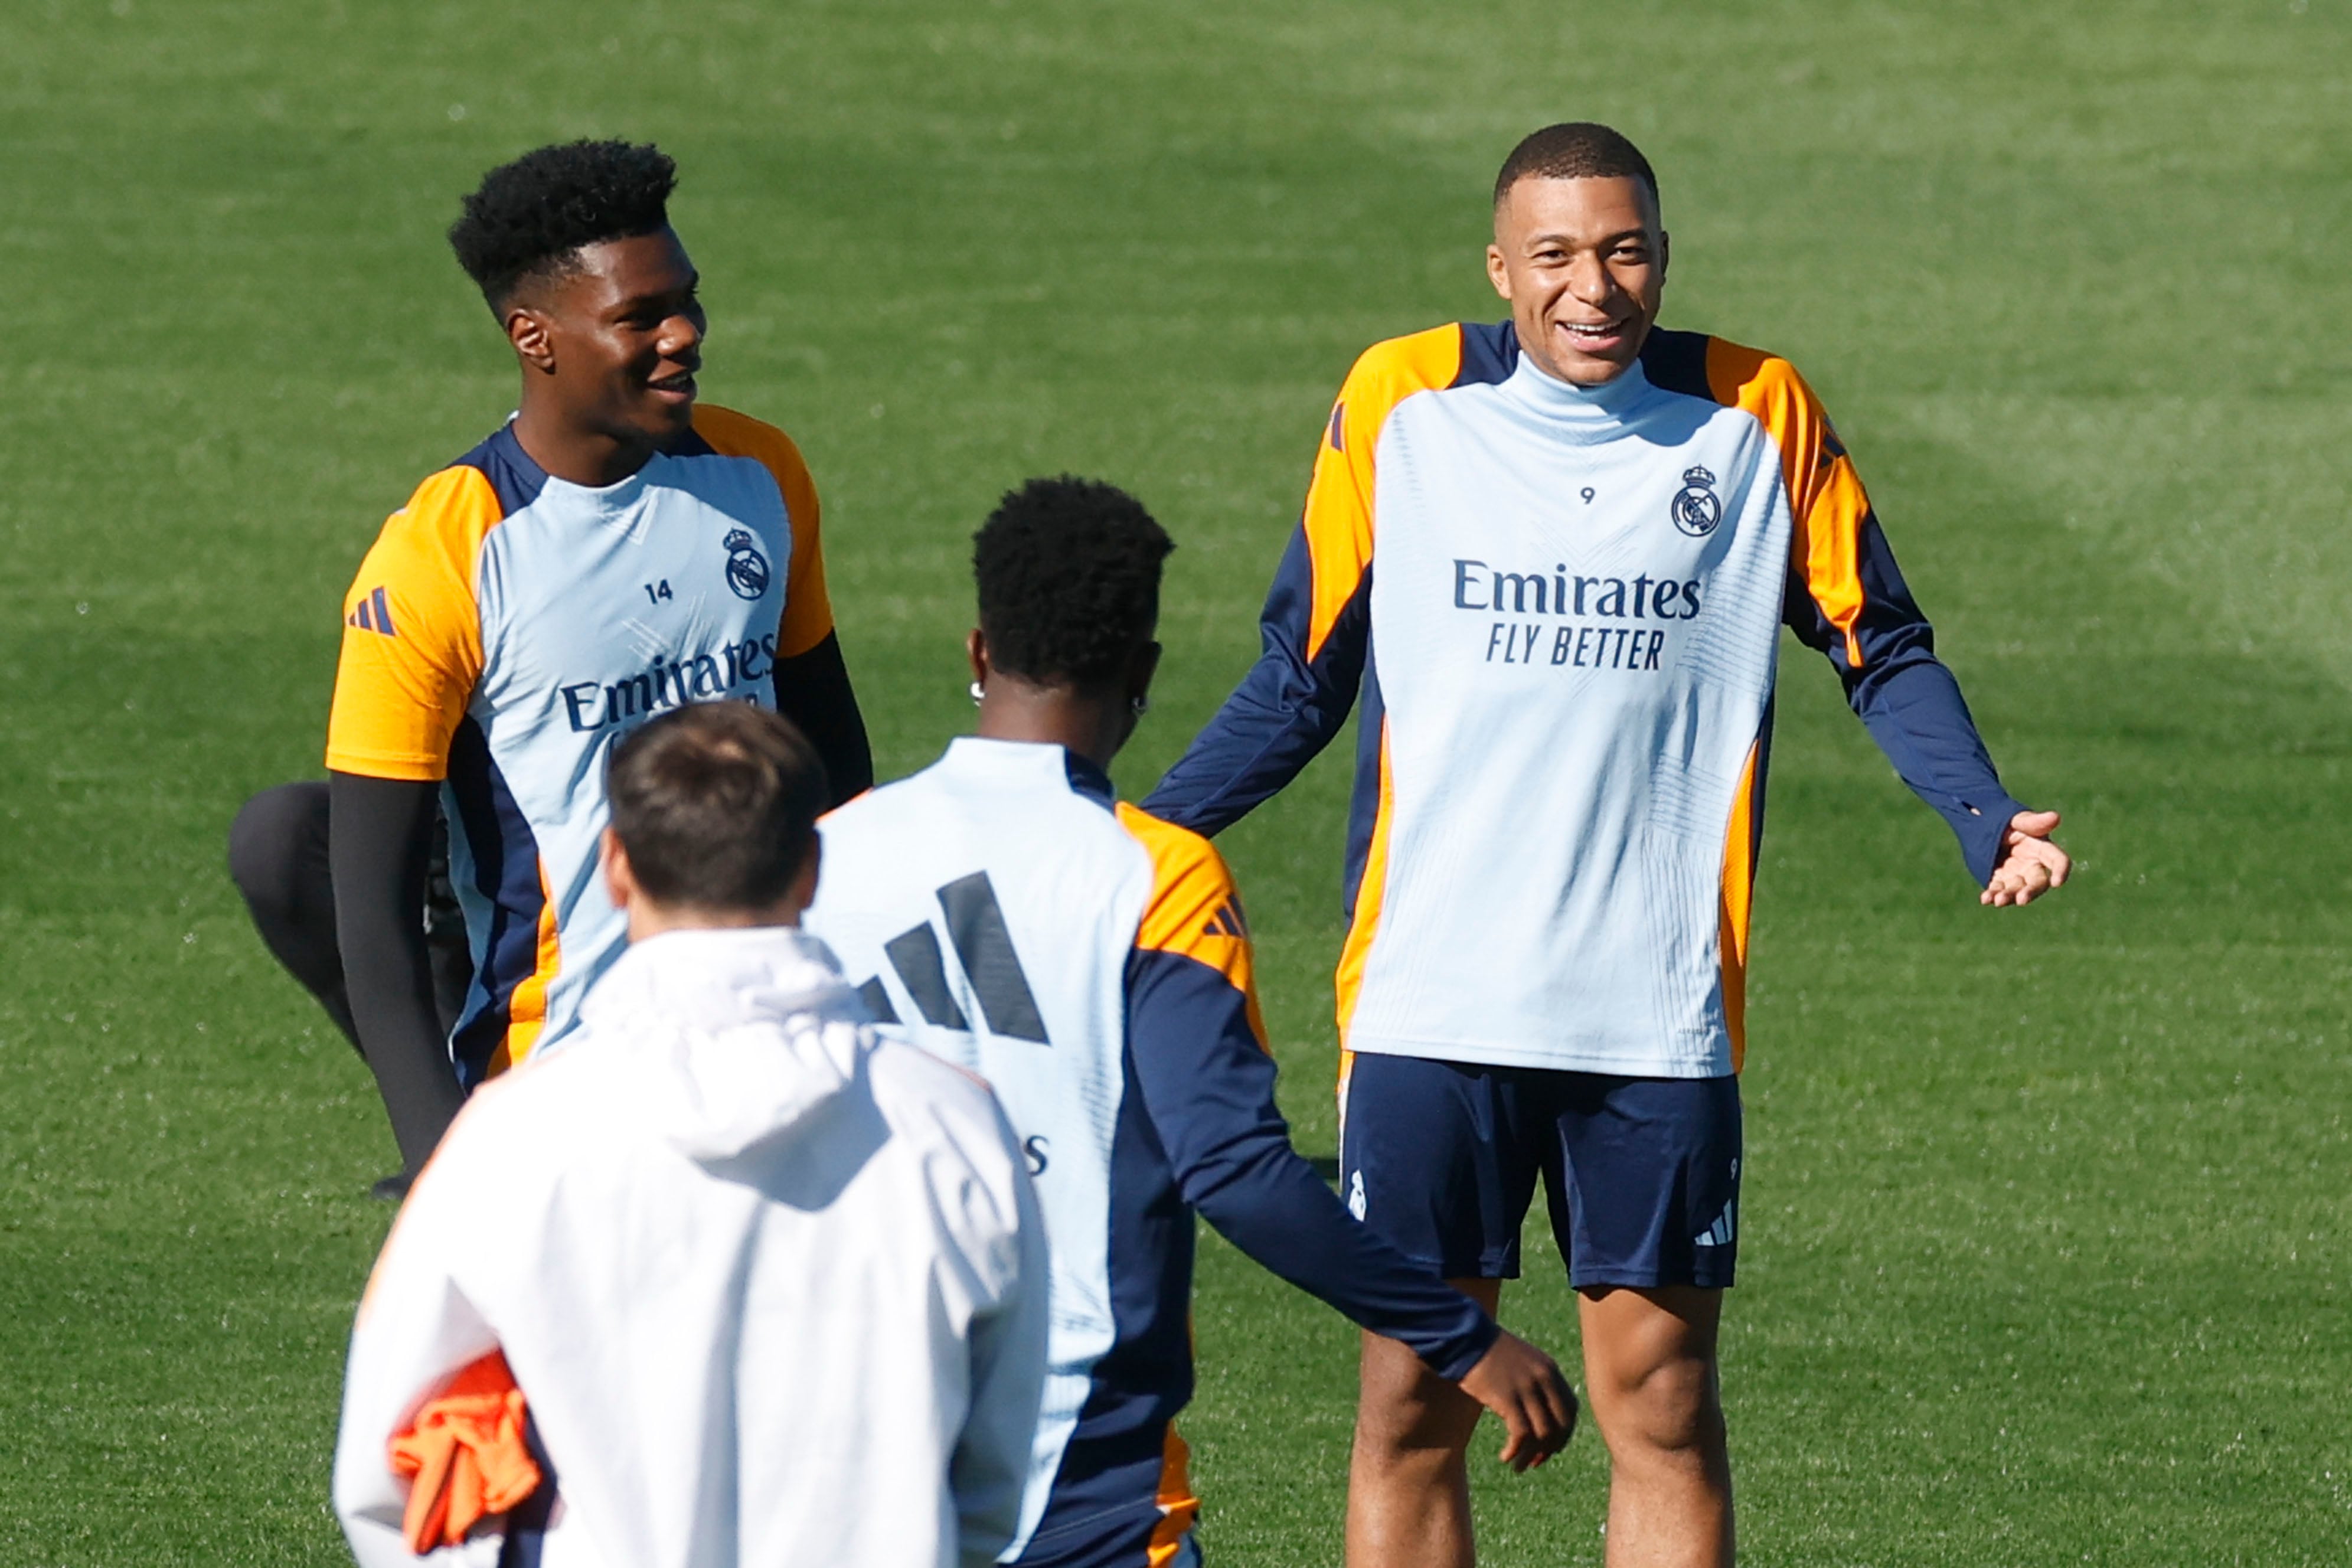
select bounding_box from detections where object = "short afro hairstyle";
[974,476,1174,692]
[606,701,828,912]
[1493,122,1660,210]
[448,139,678,309]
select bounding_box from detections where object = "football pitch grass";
[3,1,2347,1562]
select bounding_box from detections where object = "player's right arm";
[331,776,465,1173]
[1117,808,1575,1463]
[326,468,501,1171]
[1140,348,1396,835]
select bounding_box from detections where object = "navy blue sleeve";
[771,629,873,807]
[1123,946,1498,1378]
[1141,525,1371,836]
[1784,515,2027,885]
[328,772,467,1174]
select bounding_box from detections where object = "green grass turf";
[3,1,2347,1562]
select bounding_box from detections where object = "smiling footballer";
[316,141,871,1179]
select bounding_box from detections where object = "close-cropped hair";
[1492,122,1660,209]
[448,139,678,309]
[974,476,1174,691]
[606,703,828,911]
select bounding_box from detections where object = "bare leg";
[1578,1285,1732,1568]
[1345,1278,1500,1568]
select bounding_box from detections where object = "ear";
[1129,639,1162,705]
[1658,228,1671,279]
[600,827,636,913]
[966,627,990,688]
[1486,241,1512,302]
[507,305,557,374]
[782,836,822,923]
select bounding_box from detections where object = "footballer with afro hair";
[448,138,680,312]
[449,138,707,473]
[224,139,871,1197]
[968,474,1173,773]
[802,471,1581,1568]
[973,475,1174,694]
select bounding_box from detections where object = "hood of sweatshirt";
[576,925,873,1165]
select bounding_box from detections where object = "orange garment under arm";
[388,1350,543,1553]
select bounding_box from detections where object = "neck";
[626,900,802,942]
[512,396,661,488]
[974,681,1128,772]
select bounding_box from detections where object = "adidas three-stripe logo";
[1201,900,1248,939]
[854,870,1050,1044]
[1694,1156,1739,1247]
[347,586,397,637]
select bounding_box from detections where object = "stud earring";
[1131,695,1150,716]
[969,681,985,705]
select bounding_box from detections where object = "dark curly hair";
[974,477,1174,691]
[448,139,678,308]
[1493,122,1659,210]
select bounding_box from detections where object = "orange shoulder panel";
[1116,802,1269,1050]
[1703,338,1874,668]
[324,465,499,781]
[1299,325,1465,660]
[692,403,834,658]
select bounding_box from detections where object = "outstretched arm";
[1124,946,1575,1465]
[1127,943,1493,1371]
[1142,522,1371,835]
[1112,806,1574,1461]
[1753,354,2066,902]
[1981,809,2069,907]
[1784,527,2068,902]
[331,773,467,1172]
[1146,344,1431,835]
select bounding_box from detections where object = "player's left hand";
[1457,1329,1579,1471]
[1981,809,2069,907]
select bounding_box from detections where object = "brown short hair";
[606,703,828,910]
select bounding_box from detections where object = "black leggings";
[226,782,473,1050]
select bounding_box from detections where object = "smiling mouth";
[648,370,698,397]
[1558,320,1628,345]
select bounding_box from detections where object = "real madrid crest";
[1670,465,1722,538]
[723,528,771,600]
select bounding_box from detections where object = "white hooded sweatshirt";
[333,926,1049,1568]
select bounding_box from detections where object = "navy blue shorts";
[1339,1054,1742,1289]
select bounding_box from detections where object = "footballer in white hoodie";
[334,702,1050,1568]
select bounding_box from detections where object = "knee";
[227,783,328,912]
[1594,1354,1722,1460]
[1355,1399,1482,1468]
[1353,1353,1484,1468]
